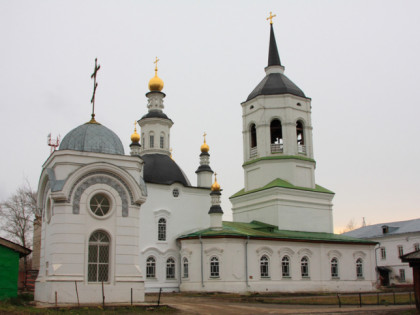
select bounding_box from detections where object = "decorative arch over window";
[158,218,166,241]
[331,257,339,278]
[356,258,363,278]
[301,256,309,278]
[282,255,290,277]
[166,257,175,279]
[182,257,189,278]
[260,255,269,278]
[146,256,156,278]
[210,256,219,278]
[88,230,110,282]
[296,120,305,154]
[270,119,283,153]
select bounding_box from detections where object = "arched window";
[149,132,155,148]
[146,256,156,278]
[301,256,309,278]
[296,121,305,154]
[158,218,166,241]
[183,257,189,278]
[166,257,175,279]
[210,256,219,278]
[356,258,363,278]
[88,231,110,282]
[250,124,257,148]
[331,258,339,278]
[282,256,290,277]
[270,119,283,153]
[160,132,165,149]
[260,255,269,278]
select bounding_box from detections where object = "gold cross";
[203,132,207,142]
[266,12,276,24]
[134,121,137,132]
[154,57,159,71]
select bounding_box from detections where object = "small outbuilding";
[0,237,31,300]
[400,250,420,311]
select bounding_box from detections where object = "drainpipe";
[245,236,250,287]
[375,243,381,286]
[199,235,204,288]
[176,239,182,290]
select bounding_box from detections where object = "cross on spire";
[90,58,101,121]
[154,56,160,73]
[266,11,276,24]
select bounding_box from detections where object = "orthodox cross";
[266,12,276,24]
[154,57,159,72]
[134,121,138,133]
[90,58,101,120]
[203,132,207,143]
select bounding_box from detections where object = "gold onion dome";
[131,122,140,143]
[201,132,209,153]
[211,173,221,191]
[148,57,164,92]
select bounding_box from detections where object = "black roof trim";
[142,154,190,186]
[246,73,306,101]
[195,165,213,174]
[208,205,223,214]
[268,24,281,67]
[139,111,173,122]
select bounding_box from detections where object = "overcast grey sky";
[1,0,419,232]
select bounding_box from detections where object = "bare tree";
[0,182,38,288]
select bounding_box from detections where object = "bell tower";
[230,14,334,233]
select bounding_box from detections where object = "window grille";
[88,231,110,282]
[260,255,269,278]
[150,135,154,148]
[183,257,189,278]
[160,136,164,149]
[89,194,110,216]
[356,258,363,278]
[158,218,166,241]
[166,258,175,279]
[398,245,404,257]
[380,247,386,259]
[399,269,405,281]
[331,258,338,278]
[210,256,219,278]
[282,256,290,277]
[146,256,156,278]
[301,256,309,278]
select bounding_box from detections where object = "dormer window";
[382,225,389,234]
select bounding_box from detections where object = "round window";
[89,193,111,216]
[172,188,179,198]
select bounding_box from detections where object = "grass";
[0,294,177,314]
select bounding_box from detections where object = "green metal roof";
[178,221,376,245]
[230,178,334,199]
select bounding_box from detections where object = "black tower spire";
[268,24,282,67]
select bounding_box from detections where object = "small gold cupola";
[148,57,164,92]
[201,132,209,153]
[131,121,140,143]
[211,173,221,191]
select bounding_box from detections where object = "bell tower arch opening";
[270,119,283,153]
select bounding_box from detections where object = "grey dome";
[59,122,124,155]
[141,154,190,186]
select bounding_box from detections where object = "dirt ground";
[146,293,418,315]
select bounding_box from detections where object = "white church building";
[34,19,377,304]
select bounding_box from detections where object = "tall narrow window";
[399,269,405,282]
[296,121,305,154]
[158,218,166,241]
[183,257,189,278]
[270,119,283,153]
[166,258,175,279]
[146,256,156,278]
[250,124,257,148]
[301,256,309,278]
[160,135,164,149]
[380,247,386,260]
[260,255,269,278]
[88,231,110,282]
[331,258,338,278]
[282,256,290,277]
[150,135,154,148]
[356,258,363,278]
[210,256,219,278]
[398,245,404,257]
[414,243,420,251]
